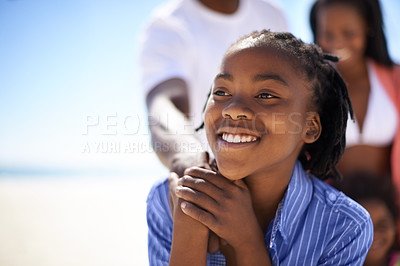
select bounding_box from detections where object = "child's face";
[204,46,319,180]
[363,199,396,264]
[316,3,368,69]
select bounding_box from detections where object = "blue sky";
[0,0,399,176]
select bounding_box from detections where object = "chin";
[216,161,247,181]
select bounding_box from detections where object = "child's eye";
[213,89,230,96]
[256,93,276,99]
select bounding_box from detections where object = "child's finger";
[177,174,222,200]
[175,185,219,214]
[180,200,217,230]
[184,167,232,189]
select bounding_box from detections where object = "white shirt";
[346,60,399,147]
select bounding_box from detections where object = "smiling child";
[147,30,373,265]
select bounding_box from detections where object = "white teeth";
[227,134,234,143]
[221,133,258,143]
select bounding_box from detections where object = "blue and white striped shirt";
[146,161,373,265]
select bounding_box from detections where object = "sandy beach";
[0,174,164,266]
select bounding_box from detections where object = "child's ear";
[303,112,321,144]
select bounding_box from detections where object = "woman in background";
[310,0,400,195]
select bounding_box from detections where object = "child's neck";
[244,163,295,231]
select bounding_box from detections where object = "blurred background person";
[337,172,399,266]
[139,0,287,177]
[309,0,400,196]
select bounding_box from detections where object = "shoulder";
[140,0,191,39]
[249,0,286,17]
[392,64,400,88]
[251,0,284,12]
[370,60,400,104]
[249,0,286,16]
[272,166,372,264]
[311,177,373,246]
[373,60,400,71]
[311,177,371,226]
[307,177,373,262]
[147,0,185,22]
[246,0,287,30]
[370,60,400,84]
[284,163,371,239]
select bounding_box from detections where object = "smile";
[221,133,258,143]
[333,48,351,61]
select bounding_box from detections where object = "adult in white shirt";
[140,0,287,176]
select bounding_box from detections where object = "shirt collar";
[274,161,313,241]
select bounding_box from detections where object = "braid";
[230,30,354,180]
[302,58,353,180]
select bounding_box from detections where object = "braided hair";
[198,30,353,180]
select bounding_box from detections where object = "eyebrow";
[253,74,288,86]
[214,73,233,81]
[214,73,288,86]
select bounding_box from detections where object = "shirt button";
[328,193,337,201]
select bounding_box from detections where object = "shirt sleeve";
[146,179,173,266]
[139,17,193,96]
[318,212,373,265]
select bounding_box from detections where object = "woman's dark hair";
[309,0,393,66]
[198,30,353,180]
[336,172,399,221]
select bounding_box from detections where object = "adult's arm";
[146,78,208,176]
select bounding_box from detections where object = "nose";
[222,99,254,120]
